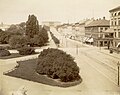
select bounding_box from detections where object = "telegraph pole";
[117,61,120,86]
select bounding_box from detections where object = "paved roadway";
[0,27,120,95]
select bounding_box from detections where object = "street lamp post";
[76,44,78,55]
[117,61,120,86]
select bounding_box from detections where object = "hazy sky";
[0,0,119,24]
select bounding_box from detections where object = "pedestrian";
[107,41,110,49]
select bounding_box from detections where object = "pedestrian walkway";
[99,48,120,60]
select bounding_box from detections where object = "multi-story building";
[85,17,110,46]
[109,6,120,47]
[85,17,110,38]
[70,19,94,41]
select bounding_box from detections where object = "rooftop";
[85,18,110,27]
[109,6,120,12]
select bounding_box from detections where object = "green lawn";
[5,59,82,87]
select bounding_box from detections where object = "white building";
[42,21,61,27]
[0,22,10,31]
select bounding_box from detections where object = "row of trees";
[0,22,25,44]
[0,15,49,49]
[50,32,60,46]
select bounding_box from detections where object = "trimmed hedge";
[0,46,11,57]
[36,48,80,82]
[17,46,35,55]
[50,32,60,45]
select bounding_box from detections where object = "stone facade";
[109,6,120,47]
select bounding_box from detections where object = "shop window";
[119,32,120,38]
[118,19,120,25]
[115,21,117,25]
[111,21,113,26]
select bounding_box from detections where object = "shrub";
[0,46,11,57]
[0,31,11,44]
[36,48,80,82]
[17,46,35,55]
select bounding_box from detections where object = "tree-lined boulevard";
[0,27,120,95]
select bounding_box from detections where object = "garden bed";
[4,59,82,87]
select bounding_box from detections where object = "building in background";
[85,17,110,46]
[57,19,94,41]
[42,21,61,27]
[0,22,10,31]
[72,18,94,41]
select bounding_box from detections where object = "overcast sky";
[0,0,119,24]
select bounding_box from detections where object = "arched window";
[114,13,117,16]
[118,12,120,16]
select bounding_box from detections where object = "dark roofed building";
[85,17,110,38]
[85,17,110,46]
[85,18,109,27]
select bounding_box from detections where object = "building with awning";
[87,38,93,43]
[85,17,110,46]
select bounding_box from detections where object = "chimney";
[103,17,105,20]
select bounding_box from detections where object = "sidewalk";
[99,48,120,60]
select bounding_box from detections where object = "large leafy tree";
[26,15,39,38]
[6,24,25,35]
[9,35,28,49]
[29,27,49,47]
[0,30,11,44]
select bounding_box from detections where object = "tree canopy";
[26,15,39,38]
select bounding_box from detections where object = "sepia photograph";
[0,0,120,95]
